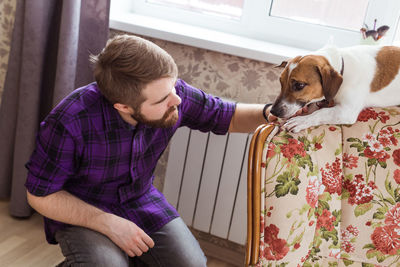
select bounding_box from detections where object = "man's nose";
[170,93,181,106]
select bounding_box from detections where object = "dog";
[270,45,400,132]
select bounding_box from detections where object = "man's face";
[132,77,182,128]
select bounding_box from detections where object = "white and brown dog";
[271,45,400,132]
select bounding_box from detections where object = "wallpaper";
[0,0,17,103]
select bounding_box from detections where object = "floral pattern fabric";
[255,107,400,267]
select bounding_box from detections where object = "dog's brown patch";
[371,46,400,92]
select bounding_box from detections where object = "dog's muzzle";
[271,100,306,119]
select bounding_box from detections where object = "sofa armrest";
[246,124,279,266]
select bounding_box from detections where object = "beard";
[131,105,179,128]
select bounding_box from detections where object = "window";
[270,0,369,31]
[110,0,400,59]
[147,0,244,19]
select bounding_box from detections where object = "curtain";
[0,0,110,217]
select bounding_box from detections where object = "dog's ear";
[274,61,288,68]
[317,64,343,101]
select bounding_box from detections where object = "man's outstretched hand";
[266,104,277,123]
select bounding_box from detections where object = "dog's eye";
[293,82,306,91]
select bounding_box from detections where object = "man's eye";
[293,82,306,91]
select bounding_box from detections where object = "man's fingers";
[130,246,143,257]
[266,105,277,122]
[143,234,155,248]
[136,239,150,253]
[125,237,151,258]
[268,113,277,122]
[295,106,308,116]
[125,248,136,257]
[307,103,320,113]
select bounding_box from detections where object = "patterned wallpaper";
[0,0,17,103]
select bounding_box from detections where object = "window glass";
[270,0,369,31]
[393,19,400,45]
[146,0,244,19]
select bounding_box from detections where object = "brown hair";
[90,34,178,107]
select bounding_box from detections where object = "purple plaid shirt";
[25,79,236,244]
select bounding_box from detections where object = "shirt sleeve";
[25,117,78,196]
[176,79,236,134]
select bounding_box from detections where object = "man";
[25,34,275,266]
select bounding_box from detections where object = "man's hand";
[266,104,277,123]
[102,213,155,257]
[296,102,320,116]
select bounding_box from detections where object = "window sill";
[109,13,310,65]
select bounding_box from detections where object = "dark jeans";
[55,217,207,267]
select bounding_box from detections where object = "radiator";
[163,127,251,245]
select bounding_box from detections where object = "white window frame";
[110,0,400,64]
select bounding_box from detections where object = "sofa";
[246,106,400,266]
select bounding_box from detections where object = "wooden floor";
[0,200,233,267]
[0,200,63,267]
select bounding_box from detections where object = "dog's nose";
[270,104,283,118]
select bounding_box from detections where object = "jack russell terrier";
[270,45,400,132]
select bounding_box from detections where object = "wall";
[0,0,17,103]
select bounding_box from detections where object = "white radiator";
[163,127,251,245]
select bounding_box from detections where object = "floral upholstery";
[254,107,400,267]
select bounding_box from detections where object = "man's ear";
[113,103,134,114]
[317,64,343,101]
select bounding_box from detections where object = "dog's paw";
[282,116,312,133]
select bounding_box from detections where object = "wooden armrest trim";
[251,124,276,265]
[245,124,265,267]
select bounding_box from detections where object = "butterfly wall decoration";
[360,19,390,41]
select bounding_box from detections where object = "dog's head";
[270,55,343,119]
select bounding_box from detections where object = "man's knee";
[149,218,207,267]
[56,226,129,267]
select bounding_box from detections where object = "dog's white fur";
[272,45,400,132]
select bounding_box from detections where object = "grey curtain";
[0,0,110,217]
